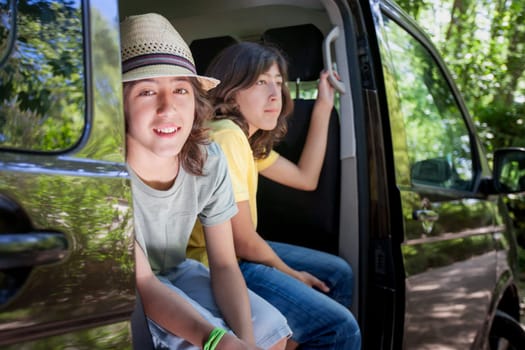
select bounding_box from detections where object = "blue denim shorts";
[147,258,291,349]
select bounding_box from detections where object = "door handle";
[412,209,439,235]
[0,232,68,269]
[412,209,439,222]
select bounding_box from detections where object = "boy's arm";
[260,70,334,191]
[135,242,213,346]
[204,220,256,344]
[135,241,259,350]
[231,201,329,293]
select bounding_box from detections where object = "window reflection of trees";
[0,0,84,151]
[384,18,473,190]
[0,0,16,67]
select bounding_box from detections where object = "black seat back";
[258,24,341,254]
[131,292,155,349]
[189,36,238,75]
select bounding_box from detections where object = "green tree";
[0,0,84,150]
[395,0,525,281]
[395,0,525,152]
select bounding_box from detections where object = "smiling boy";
[121,13,290,350]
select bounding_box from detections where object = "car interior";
[257,23,342,255]
[118,0,360,346]
[119,0,359,263]
[187,22,343,252]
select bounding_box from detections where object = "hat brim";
[122,64,220,91]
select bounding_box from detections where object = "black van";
[2,0,525,349]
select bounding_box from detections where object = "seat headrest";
[189,36,238,75]
[262,24,324,82]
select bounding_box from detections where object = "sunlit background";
[396,0,525,322]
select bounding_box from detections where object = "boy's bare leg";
[285,339,300,350]
[268,337,289,350]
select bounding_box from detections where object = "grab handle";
[323,26,346,94]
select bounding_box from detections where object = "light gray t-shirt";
[129,142,238,274]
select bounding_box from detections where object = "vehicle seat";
[189,36,238,75]
[257,24,341,254]
[131,292,155,349]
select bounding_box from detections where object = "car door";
[0,0,135,348]
[375,2,502,348]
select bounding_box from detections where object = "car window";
[0,0,84,152]
[379,16,474,191]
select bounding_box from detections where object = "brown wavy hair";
[123,77,212,176]
[181,78,213,175]
[205,42,293,159]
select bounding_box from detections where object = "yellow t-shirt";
[187,119,279,266]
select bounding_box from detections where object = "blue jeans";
[239,241,361,350]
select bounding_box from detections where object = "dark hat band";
[122,53,196,74]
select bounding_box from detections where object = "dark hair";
[205,42,293,159]
[181,78,212,175]
[123,77,212,176]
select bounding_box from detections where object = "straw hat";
[120,13,219,90]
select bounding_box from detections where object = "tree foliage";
[395,0,525,153]
[0,0,84,150]
[394,0,525,249]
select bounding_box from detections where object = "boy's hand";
[316,70,336,111]
[293,270,330,293]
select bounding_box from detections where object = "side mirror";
[493,147,525,194]
[411,158,452,186]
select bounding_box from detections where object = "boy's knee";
[335,256,354,278]
[333,307,360,335]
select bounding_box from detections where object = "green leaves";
[396,0,525,150]
[0,0,84,151]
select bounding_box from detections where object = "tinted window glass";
[380,16,473,191]
[0,0,84,151]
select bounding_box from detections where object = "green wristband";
[204,327,227,350]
